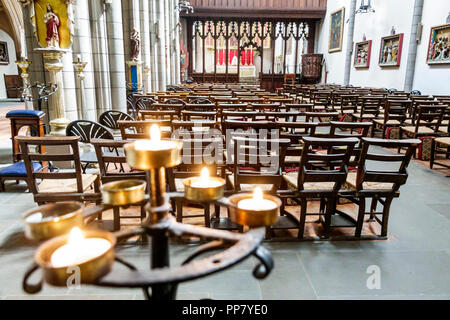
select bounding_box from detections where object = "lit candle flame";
[68,227,84,245]
[200,167,210,181]
[150,124,161,142]
[253,187,263,201]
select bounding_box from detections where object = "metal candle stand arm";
[22,137,278,300]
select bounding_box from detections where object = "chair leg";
[0,179,4,192]
[204,203,211,228]
[176,200,183,223]
[380,197,393,237]
[382,125,386,139]
[430,139,436,169]
[297,198,307,239]
[322,197,335,238]
[355,197,366,238]
[397,129,403,153]
[113,207,121,231]
[369,197,377,220]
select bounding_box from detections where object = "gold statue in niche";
[44,4,60,48]
[31,0,72,49]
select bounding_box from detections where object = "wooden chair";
[99,110,134,130]
[399,105,446,156]
[351,96,383,122]
[281,137,358,238]
[92,138,147,231]
[16,136,101,205]
[66,120,115,173]
[135,97,157,117]
[167,138,224,227]
[345,138,421,237]
[372,99,410,138]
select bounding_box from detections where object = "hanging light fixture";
[356,0,375,14]
[176,1,194,14]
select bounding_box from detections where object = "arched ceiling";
[0,0,24,54]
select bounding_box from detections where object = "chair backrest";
[413,105,447,133]
[139,110,178,121]
[181,110,217,121]
[355,137,421,192]
[16,136,85,195]
[91,139,146,183]
[66,120,114,143]
[99,110,134,129]
[184,103,215,112]
[359,96,383,118]
[232,136,291,192]
[296,137,358,192]
[383,99,410,124]
[135,97,157,112]
[118,120,171,139]
[189,97,213,104]
[163,97,187,105]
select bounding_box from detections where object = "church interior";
[0,0,448,302]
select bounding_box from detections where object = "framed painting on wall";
[354,40,372,68]
[379,33,404,67]
[0,41,9,65]
[328,7,345,53]
[426,23,450,65]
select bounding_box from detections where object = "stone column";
[404,0,424,92]
[343,0,357,85]
[35,48,70,135]
[72,0,97,121]
[90,0,112,116]
[164,0,172,85]
[173,0,181,84]
[149,0,159,91]
[105,0,127,111]
[140,0,151,93]
[156,0,167,91]
[73,57,88,120]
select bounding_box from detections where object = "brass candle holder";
[34,229,116,286]
[22,202,84,241]
[101,180,147,206]
[227,192,281,227]
[124,140,182,170]
[183,168,225,202]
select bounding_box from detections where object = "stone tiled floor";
[0,144,449,299]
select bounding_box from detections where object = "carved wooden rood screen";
[187,19,311,90]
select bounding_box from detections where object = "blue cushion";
[6,110,45,118]
[0,161,42,177]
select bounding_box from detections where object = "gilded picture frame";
[328,7,345,53]
[27,0,74,49]
[426,23,450,65]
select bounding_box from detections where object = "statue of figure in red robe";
[44,4,60,48]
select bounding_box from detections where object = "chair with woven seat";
[398,105,446,156]
[281,136,358,239]
[16,136,101,205]
[344,138,421,238]
[430,137,450,170]
[66,120,115,173]
[372,99,410,138]
[167,138,224,227]
[351,96,383,122]
[92,139,147,231]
